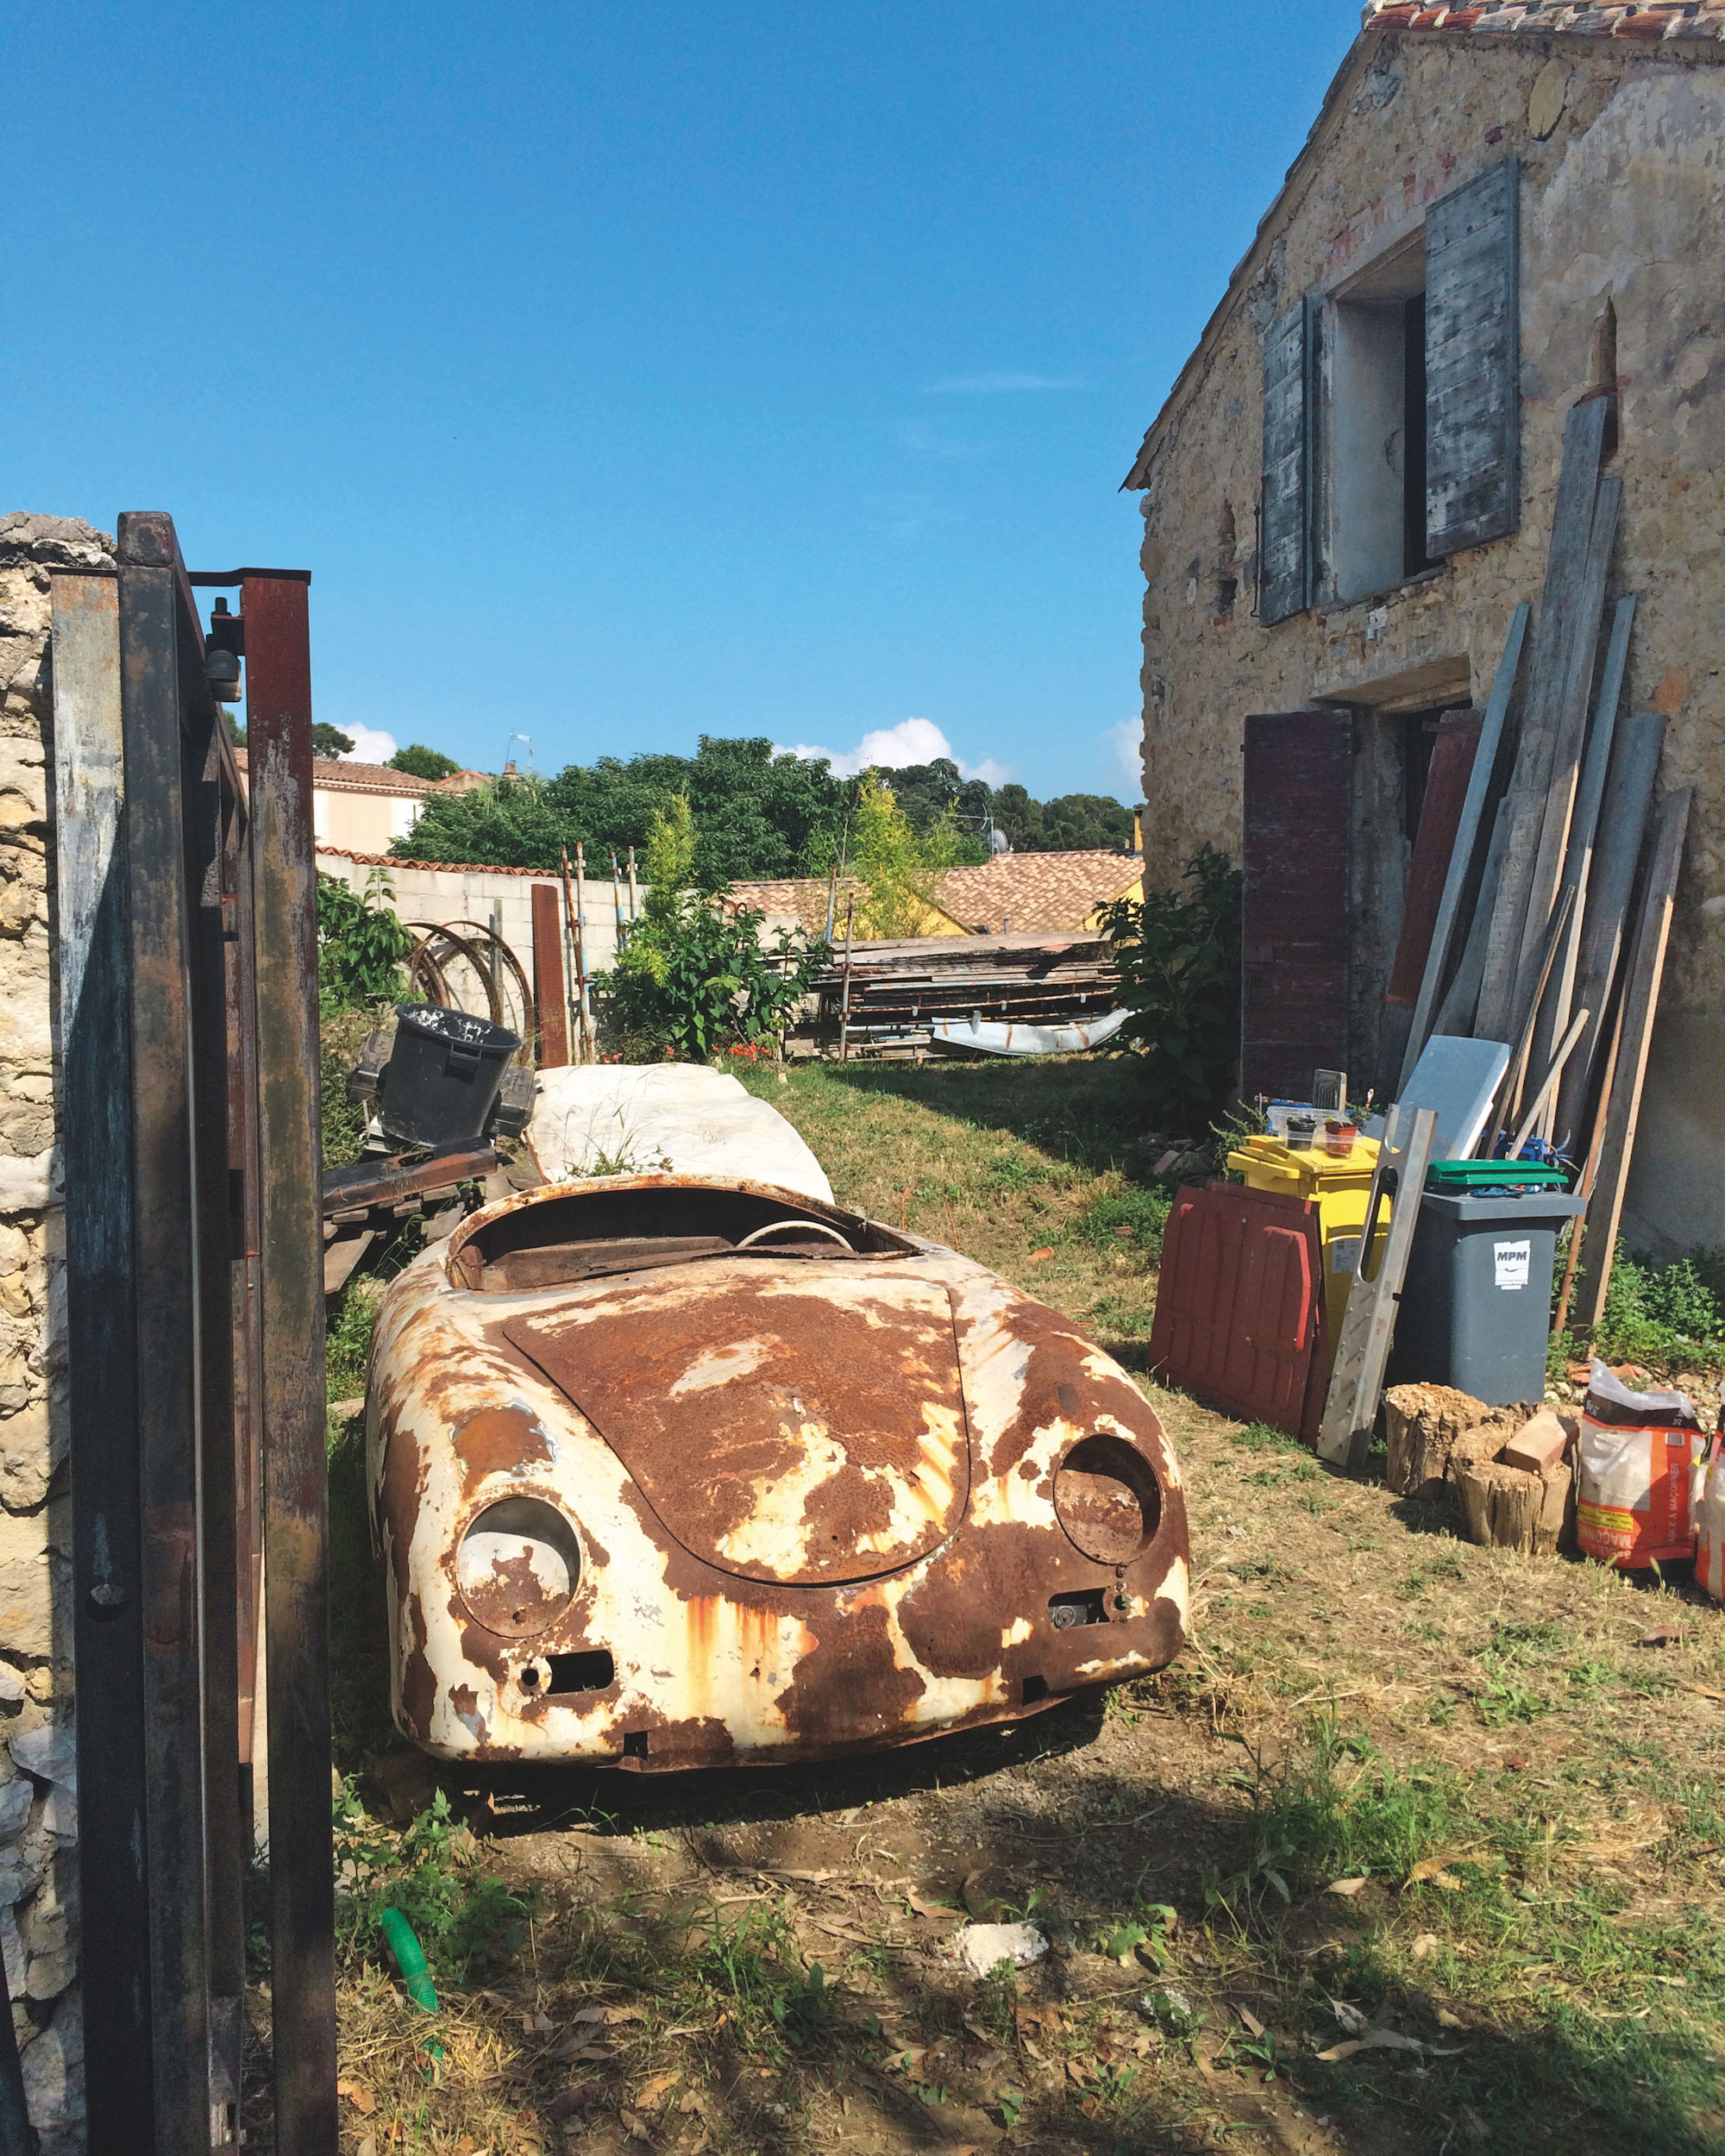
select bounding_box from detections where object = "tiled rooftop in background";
[1364,1,1725,37]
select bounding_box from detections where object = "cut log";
[1451,1432,1573,1557]
[1383,1382,1506,1498]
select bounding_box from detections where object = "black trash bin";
[380,1003,523,1148]
[1388,1163,1584,1406]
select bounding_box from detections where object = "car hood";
[502,1265,970,1587]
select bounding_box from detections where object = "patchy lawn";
[301,1055,1725,2156]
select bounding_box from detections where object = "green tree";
[396,735,849,881]
[390,743,460,780]
[879,759,991,862]
[1039,793,1136,851]
[310,723,356,757]
[849,773,964,938]
[390,772,572,868]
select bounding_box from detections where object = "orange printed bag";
[1574,1363,1703,1570]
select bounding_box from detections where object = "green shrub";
[1585,1239,1725,1369]
[1097,844,1242,1136]
[317,868,411,1010]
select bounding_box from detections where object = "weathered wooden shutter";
[1258,297,1313,624]
[1426,158,1520,555]
[1241,711,1352,1102]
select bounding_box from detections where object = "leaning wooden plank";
[1475,397,1608,1043]
[1509,471,1623,1024]
[1378,709,1484,1099]
[1486,882,1574,1145]
[1433,794,1511,1038]
[1316,1105,1440,1469]
[1572,789,1690,1330]
[1529,590,1635,1120]
[1553,711,1665,1151]
[1552,994,1623,1336]
[1396,604,1528,1093]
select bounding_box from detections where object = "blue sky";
[8,3,1362,801]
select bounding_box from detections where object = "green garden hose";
[380,1907,438,2012]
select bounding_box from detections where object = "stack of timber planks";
[787,931,1122,1061]
[1386,393,1689,1328]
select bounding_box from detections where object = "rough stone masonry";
[0,511,111,2150]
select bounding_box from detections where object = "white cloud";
[781,718,1015,787]
[1101,718,1143,797]
[339,724,398,764]
[925,371,1087,394]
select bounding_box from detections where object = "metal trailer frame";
[51,512,336,2154]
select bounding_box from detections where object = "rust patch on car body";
[503,1273,968,1585]
[370,1172,1189,1771]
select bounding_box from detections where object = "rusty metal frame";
[243,568,339,2153]
[51,518,336,2153]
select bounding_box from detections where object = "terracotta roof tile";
[233,749,490,796]
[730,851,1143,938]
[1363,0,1725,36]
[937,851,1144,935]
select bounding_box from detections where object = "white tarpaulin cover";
[526,1063,834,1205]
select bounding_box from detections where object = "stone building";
[1123,1,1725,1252]
[0,512,95,2148]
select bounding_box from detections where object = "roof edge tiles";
[1364,2,1725,35]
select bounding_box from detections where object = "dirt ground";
[306,1058,1725,2156]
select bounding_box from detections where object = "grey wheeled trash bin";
[1388,1176,1584,1406]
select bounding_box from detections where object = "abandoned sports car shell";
[367,1170,1189,1772]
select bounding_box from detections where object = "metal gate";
[51,512,336,2153]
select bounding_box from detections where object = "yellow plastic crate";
[1227,1133,1386,1344]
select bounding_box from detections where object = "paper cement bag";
[1575,1417,1703,1570]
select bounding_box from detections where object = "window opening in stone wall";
[1324,232,1428,604]
[1214,501,1238,620]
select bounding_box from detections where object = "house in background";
[231,749,486,851]
[1123,1,1725,1253]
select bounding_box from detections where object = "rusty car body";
[367,1170,1189,1771]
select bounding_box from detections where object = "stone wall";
[1129,32,1725,1250]
[0,513,107,2147]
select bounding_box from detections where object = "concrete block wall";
[317,850,637,1031]
[0,513,104,2150]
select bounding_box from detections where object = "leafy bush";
[1097,844,1243,1134]
[603,897,825,1061]
[1586,1239,1725,1368]
[317,868,412,1010]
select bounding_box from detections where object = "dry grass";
[285,1054,1725,2156]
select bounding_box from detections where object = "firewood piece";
[1452,1449,1573,1557]
[1383,1383,1498,1499]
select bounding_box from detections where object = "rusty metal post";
[531,882,569,1067]
[243,569,339,2155]
[117,513,216,2154]
[52,566,157,2151]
